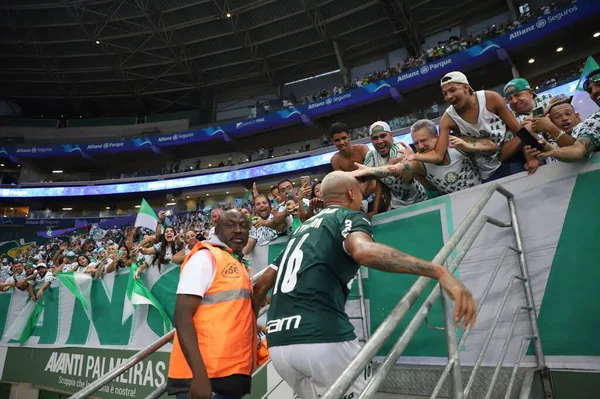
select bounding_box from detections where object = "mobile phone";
[165,210,172,217]
[286,188,294,201]
[515,127,545,150]
[300,176,310,187]
[532,106,544,118]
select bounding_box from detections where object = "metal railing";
[70,183,552,399]
[323,182,553,399]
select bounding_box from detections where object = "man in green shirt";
[253,171,476,399]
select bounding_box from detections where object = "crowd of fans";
[10,0,583,186]
[256,0,576,110]
[3,62,599,297]
[0,176,324,297]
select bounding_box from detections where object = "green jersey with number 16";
[266,205,372,347]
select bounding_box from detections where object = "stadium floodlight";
[62,207,73,211]
[594,32,600,38]
[556,47,563,52]
[52,170,63,174]
[528,58,535,64]
[166,202,176,206]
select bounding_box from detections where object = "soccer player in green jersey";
[253,171,476,399]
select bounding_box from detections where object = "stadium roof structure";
[0,0,505,116]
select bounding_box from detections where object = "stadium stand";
[1,0,600,398]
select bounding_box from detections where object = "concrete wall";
[350,58,388,80]
[215,84,279,122]
[9,383,38,399]
[0,119,190,143]
[466,11,512,34]
[388,48,410,68]
[421,26,462,49]
[282,71,344,99]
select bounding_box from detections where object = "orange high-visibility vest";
[167,241,256,384]
[257,337,270,367]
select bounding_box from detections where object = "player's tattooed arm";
[351,163,401,180]
[344,231,477,329]
[352,161,424,181]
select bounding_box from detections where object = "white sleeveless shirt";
[423,148,481,194]
[445,90,506,179]
[364,143,427,208]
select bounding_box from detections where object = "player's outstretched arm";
[345,231,476,329]
[352,162,404,180]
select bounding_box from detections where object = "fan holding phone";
[298,176,324,221]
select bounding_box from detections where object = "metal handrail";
[358,216,511,399]
[69,330,175,399]
[322,182,513,399]
[325,181,552,399]
[429,245,522,399]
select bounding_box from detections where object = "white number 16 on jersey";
[273,234,310,294]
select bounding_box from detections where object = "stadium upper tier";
[1,0,598,160]
[0,78,580,199]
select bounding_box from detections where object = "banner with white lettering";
[0,264,179,351]
[2,346,168,398]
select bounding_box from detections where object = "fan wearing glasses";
[525,69,600,162]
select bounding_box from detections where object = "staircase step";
[375,394,437,399]
[375,363,533,399]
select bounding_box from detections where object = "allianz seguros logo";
[103,142,109,149]
[420,65,430,75]
[535,18,547,29]
[31,147,37,154]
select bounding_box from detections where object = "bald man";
[253,171,476,399]
[206,208,223,240]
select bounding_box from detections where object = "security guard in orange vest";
[167,209,257,399]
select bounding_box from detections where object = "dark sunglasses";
[583,73,600,93]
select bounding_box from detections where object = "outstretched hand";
[398,141,414,156]
[524,139,555,160]
[438,272,477,330]
[352,162,373,179]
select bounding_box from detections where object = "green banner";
[3,346,168,398]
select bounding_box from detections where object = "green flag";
[4,298,45,344]
[56,272,93,319]
[134,199,159,231]
[572,56,600,120]
[122,263,172,335]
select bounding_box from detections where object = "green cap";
[503,78,533,98]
